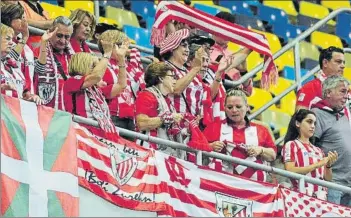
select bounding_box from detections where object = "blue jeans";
[328,189,351,207]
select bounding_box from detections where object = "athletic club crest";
[109,147,138,186]
[38,82,56,105]
[215,192,253,217]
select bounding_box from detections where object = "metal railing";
[73,114,351,195]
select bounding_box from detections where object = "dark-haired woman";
[282,109,338,200]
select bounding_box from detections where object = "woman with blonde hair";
[63,40,127,138]
[98,29,145,140]
[203,89,277,182]
[0,24,42,104]
[69,9,96,53]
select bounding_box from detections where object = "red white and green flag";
[1,95,79,217]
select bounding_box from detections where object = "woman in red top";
[69,9,96,53]
[282,109,338,200]
[203,89,277,182]
[63,40,127,139]
[135,62,186,156]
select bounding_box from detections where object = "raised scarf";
[151,1,277,89]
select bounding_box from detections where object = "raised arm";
[82,41,113,89]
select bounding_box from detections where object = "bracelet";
[118,65,126,68]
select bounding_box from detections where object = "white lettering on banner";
[1,100,78,217]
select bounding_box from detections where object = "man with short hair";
[33,16,74,110]
[296,46,345,111]
[311,75,351,207]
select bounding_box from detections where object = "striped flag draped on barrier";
[151,1,278,88]
[1,95,79,217]
[75,124,166,212]
[155,151,285,217]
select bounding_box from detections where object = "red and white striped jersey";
[203,120,277,182]
[282,139,327,200]
[1,60,26,98]
[103,59,135,118]
[166,61,208,116]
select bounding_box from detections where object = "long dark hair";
[284,109,316,144]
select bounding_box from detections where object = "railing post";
[294,43,302,90]
[196,151,203,166]
[94,0,100,21]
[299,177,306,193]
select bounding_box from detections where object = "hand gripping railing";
[73,114,351,195]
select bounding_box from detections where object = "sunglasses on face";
[56,33,71,40]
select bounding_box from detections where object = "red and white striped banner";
[281,188,351,217]
[151,1,277,88]
[75,124,166,212]
[155,151,285,217]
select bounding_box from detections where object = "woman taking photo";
[282,109,338,200]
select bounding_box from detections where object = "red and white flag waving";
[281,188,351,217]
[75,124,166,212]
[154,151,284,217]
[151,1,277,88]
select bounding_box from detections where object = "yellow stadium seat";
[269,77,294,95]
[65,0,94,14]
[207,4,231,13]
[227,42,241,53]
[41,2,70,19]
[263,0,298,16]
[275,50,295,71]
[300,41,320,61]
[280,92,296,116]
[106,6,140,28]
[253,30,282,53]
[321,0,351,10]
[261,108,291,132]
[247,87,276,112]
[299,1,335,26]
[246,52,264,81]
[345,53,351,68]
[191,0,214,6]
[311,31,343,49]
[344,68,351,82]
[99,17,121,27]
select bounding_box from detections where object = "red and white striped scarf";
[151,1,277,88]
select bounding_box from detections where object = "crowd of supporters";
[1,1,351,207]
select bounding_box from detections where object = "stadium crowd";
[1,0,351,207]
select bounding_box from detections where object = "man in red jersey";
[296,46,345,111]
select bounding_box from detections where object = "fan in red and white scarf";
[296,46,346,111]
[68,9,96,54]
[203,89,277,182]
[63,50,125,142]
[98,30,145,137]
[151,1,277,89]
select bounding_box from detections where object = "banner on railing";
[75,124,166,212]
[1,95,79,217]
[281,188,351,217]
[155,151,285,217]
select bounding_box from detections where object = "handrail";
[73,114,351,194]
[224,7,351,88]
[28,26,152,64]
